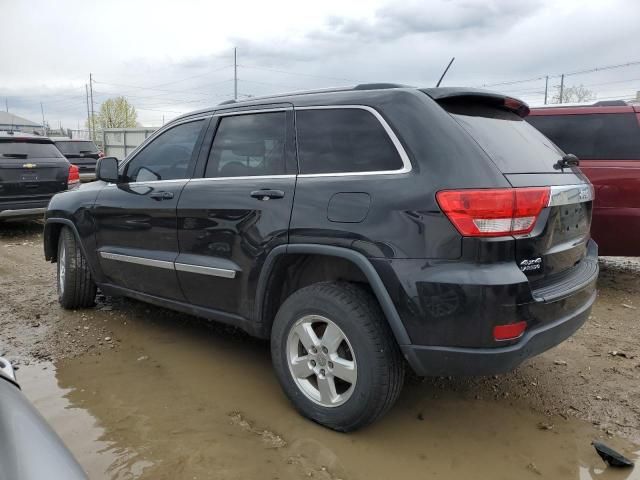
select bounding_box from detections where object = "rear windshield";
[442,102,563,173]
[526,113,640,160]
[0,140,64,159]
[55,140,99,155]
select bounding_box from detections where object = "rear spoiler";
[421,87,530,117]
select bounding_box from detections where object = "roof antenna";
[436,57,455,87]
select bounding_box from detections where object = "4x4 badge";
[520,257,542,272]
[579,186,590,201]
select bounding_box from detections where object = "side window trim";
[118,115,211,183]
[295,105,413,177]
[196,107,294,180]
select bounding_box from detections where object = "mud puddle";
[16,313,638,480]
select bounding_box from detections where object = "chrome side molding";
[99,251,237,279]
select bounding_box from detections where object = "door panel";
[92,117,209,298]
[93,181,187,299]
[580,159,640,256]
[176,108,296,319]
[177,177,295,316]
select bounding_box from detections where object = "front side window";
[205,112,286,178]
[296,108,404,174]
[123,120,204,182]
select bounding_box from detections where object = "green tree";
[85,97,137,142]
[551,84,596,104]
[97,97,138,128]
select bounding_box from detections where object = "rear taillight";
[436,187,550,237]
[68,164,80,188]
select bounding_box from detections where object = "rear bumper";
[0,199,50,219]
[80,172,96,182]
[0,207,46,219]
[401,288,595,376]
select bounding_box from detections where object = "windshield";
[0,140,65,159]
[55,141,99,155]
[443,103,564,173]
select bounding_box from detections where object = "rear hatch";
[429,91,595,299]
[0,137,70,205]
[54,140,100,173]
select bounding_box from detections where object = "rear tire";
[57,227,96,309]
[271,281,405,432]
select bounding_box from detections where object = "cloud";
[324,0,543,41]
[1,0,639,127]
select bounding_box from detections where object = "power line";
[480,59,640,88]
[239,64,357,83]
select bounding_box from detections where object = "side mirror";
[96,156,120,183]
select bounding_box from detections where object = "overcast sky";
[1,0,639,128]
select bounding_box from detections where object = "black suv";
[52,139,102,181]
[1,133,78,220]
[43,85,598,431]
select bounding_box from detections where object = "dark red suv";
[527,102,640,256]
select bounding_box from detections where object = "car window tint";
[205,112,286,178]
[0,140,65,159]
[296,109,403,174]
[54,141,98,155]
[443,102,564,173]
[124,120,204,182]
[526,113,640,160]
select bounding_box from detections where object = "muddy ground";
[1,219,639,479]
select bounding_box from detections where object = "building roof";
[0,111,42,127]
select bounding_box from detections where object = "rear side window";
[296,108,404,174]
[526,113,640,160]
[55,141,98,155]
[0,140,64,159]
[443,102,563,174]
[205,112,286,178]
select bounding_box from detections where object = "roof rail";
[353,83,410,90]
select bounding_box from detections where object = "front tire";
[57,227,97,309]
[271,282,405,432]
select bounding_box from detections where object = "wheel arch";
[44,219,88,264]
[255,244,411,346]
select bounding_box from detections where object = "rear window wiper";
[1,153,28,158]
[79,150,95,154]
[553,154,580,170]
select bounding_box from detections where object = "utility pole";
[40,102,46,136]
[234,47,238,100]
[4,98,7,112]
[89,73,96,141]
[559,74,565,104]
[544,76,549,105]
[85,84,91,140]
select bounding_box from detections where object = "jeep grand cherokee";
[43,85,598,431]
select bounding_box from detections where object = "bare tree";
[551,84,596,104]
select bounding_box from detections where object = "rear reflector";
[493,321,527,341]
[68,164,80,188]
[436,187,550,237]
